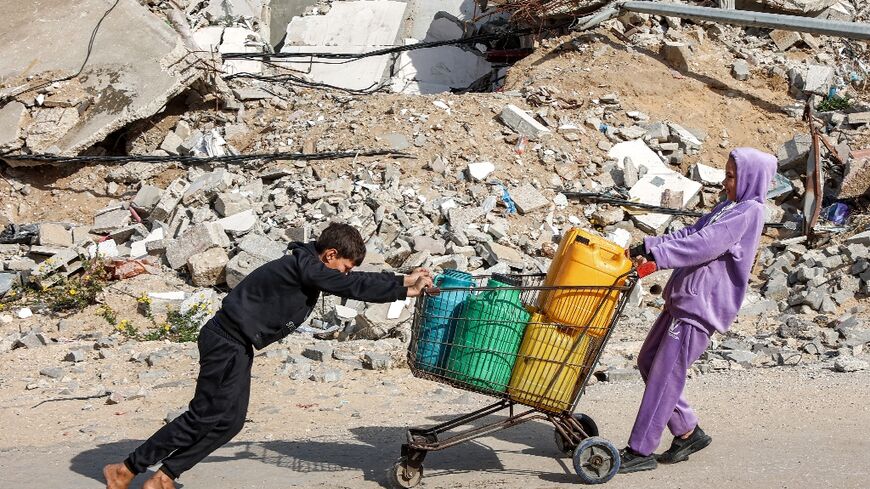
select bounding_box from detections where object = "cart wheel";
[572,437,620,485]
[388,457,423,488]
[554,413,600,455]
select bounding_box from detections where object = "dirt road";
[2,365,868,489]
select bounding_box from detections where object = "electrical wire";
[0,0,121,106]
[1,149,412,165]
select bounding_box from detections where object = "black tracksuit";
[125,242,407,479]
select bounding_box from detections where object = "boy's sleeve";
[298,256,407,302]
[648,206,758,270]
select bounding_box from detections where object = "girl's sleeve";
[643,203,724,249]
[648,205,759,270]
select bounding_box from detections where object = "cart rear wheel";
[554,413,600,455]
[572,437,620,484]
[388,457,423,488]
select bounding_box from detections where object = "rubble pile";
[1,0,869,390]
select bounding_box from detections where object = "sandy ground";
[1,365,868,489]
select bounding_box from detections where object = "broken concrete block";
[92,209,131,234]
[731,60,750,81]
[662,41,691,72]
[846,112,870,126]
[38,223,72,247]
[481,242,524,268]
[363,352,392,370]
[467,162,495,181]
[240,234,285,261]
[609,139,669,176]
[14,332,48,349]
[214,192,253,217]
[0,101,26,151]
[836,155,870,200]
[510,183,549,214]
[65,349,87,363]
[803,64,834,95]
[187,247,229,286]
[231,87,272,101]
[762,0,837,15]
[629,174,703,234]
[777,134,812,170]
[0,272,20,297]
[150,178,188,223]
[769,29,801,51]
[218,209,257,235]
[159,131,184,155]
[132,185,163,215]
[165,222,231,269]
[499,104,551,139]
[691,163,726,185]
[412,236,446,255]
[182,169,230,205]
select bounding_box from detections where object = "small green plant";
[27,257,110,312]
[96,305,118,326]
[135,301,212,343]
[816,94,852,112]
[115,318,139,339]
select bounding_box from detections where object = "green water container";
[445,275,530,393]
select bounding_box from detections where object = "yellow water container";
[537,227,583,310]
[538,228,631,336]
[508,313,594,413]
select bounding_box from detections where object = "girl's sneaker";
[657,426,712,464]
[618,447,657,473]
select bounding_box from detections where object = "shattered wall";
[0,0,201,158]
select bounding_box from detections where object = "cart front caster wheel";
[388,457,423,488]
[554,413,600,455]
[572,436,620,485]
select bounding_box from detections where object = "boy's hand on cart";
[403,268,432,287]
[632,255,649,267]
[407,276,435,297]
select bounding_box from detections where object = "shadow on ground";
[71,412,580,487]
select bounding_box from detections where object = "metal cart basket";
[390,272,637,487]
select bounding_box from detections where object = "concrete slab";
[220,27,264,75]
[278,46,392,91]
[629,173,702,234]
[202,0,265,21]
[391,40,492,94]
[269,0,319,47]
[608,139,670,175]
[0,101,26,151]
[0,0,200,158]
[278,1,407,91]
[405,1,479,40]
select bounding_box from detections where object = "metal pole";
[619,1,870,41]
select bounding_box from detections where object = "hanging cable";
[1,149,412,165]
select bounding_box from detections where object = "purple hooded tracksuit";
[628,147,776,456]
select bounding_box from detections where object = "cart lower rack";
[391,272,637,487]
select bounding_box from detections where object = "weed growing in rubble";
[137,301,211,343]
[816,94,852,112]
[26,258,110,313]
[96,305,118,326]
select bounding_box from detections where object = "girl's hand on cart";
[407,276,435,297]
[403,268,432,287]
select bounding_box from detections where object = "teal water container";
[445,275,530,393]
[415,270,473,374]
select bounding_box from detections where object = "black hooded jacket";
[213,242,407,350]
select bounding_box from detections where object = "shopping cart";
[389,271,637,487]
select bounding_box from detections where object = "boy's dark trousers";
[124,319,253,479]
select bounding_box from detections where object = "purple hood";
[643,148,776,335]
[731,147,777,204]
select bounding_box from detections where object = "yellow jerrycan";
[538,228,631,336]
[508,313,594,413]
